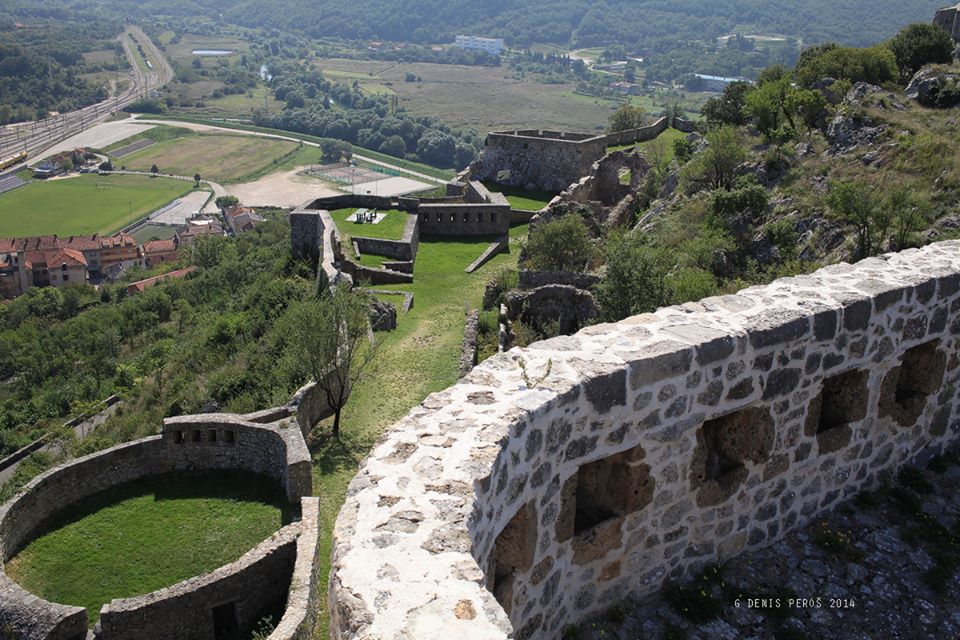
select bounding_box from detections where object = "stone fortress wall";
[0,407,322,640]
[469,117,694,193]
[935,2,960,42]
[329,240,960,639]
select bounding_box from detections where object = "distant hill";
[181,0,945,49]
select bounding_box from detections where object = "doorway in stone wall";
[213,601,240,640]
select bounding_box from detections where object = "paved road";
[0,26,173,163]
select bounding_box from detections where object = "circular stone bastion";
[0,391,326,640]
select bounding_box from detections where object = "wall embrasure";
[329,240,960,639]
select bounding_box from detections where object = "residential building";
[99,233,141,271]
[142,237,180,268]
[609,81,642,96]
[44,249,88,287]
[454,35,505,56]
[223,205,263,235]
[694,73,751,92]
[178,219,223,245]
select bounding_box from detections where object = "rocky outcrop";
[906,67,960,108]
[504,284,598,335]
[368,298,397,332]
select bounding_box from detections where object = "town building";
[142,237,180,268]
[223,205,263,235]
[99,233,141,271]
[454,35,505,56]
[178,218,224,245]
[126,267,196,295]
[694,73,751,92]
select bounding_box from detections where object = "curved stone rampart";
[0,413,314,639]
[330,240,960,639]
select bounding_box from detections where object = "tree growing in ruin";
[288,283,378,439]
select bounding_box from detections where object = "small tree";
[193,172,201,186]
[215,195,240,210]
[288,284,378,439]
[609,104,646,132]
[826,181,880,259]
[682,125,745,191]
[890,23,954,79]
[524,214,596,272]
[150,164,159,175]
[595,230,672,321]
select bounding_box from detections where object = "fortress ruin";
[328,240,960,639]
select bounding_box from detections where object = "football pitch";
[0,174,193,237]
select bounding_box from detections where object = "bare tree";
[289,284,377,439]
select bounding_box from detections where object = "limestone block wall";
[329,240,960,640]
[471,132,608,192]
[599,116,669,146]
[95,525,298,640]
[934,4,960,42]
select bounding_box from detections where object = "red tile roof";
[100,233,137,248]
[46,248,87,268]
[142,238,178,254]
[127,267,196,294]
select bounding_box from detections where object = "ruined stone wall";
[95,525,298,640]
[934,4,960,42]
[329,240,960,640]
[353,215,420,262]
[600,117,669,147]
[471,132,608,192]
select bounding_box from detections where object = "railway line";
[0,26,173,163]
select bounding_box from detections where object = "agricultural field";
[164,34,251,67]
[5,471,290,627]
[0,174,192,237]
[315,58,616,133]
[114,131,302,183]
[170,84,286,119]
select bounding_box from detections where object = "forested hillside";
[54,0,945,49]
[0,8,124,123]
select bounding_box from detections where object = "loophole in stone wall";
[804,368,869,454]
[880,339,947,427]
[691,407,774,507]
[488,501,536,616]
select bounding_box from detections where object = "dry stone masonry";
[329,240,960,640]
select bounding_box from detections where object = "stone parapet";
[329,240,960,639]
[268,498,322,640]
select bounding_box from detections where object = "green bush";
[711,184,769,219]
[524,214,595,272]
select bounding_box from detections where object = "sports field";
[0,174,192,237]
[117,133,300,183]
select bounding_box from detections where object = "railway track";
[0,26,173,162]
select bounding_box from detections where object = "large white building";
[454,35,505,56]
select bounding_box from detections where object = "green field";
[0,175,192,237]
[116,132,301,184]
[484,183,557,211]
[5,471,290,627]
[132,224,177,244]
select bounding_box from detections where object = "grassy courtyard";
[5,470,291,627]
[331,208,410,241]
[484,183,557,211]
[309,224,528,637]
[0,174,193,237]
[115,131,303,184]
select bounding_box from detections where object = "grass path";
[309,228,526,637]
[5,470,291,627]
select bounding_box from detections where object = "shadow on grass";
[309,426,378,477]
[18,470,295,557]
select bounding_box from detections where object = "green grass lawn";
[331,208,410,242]
[132,224,177,244]
[309,227,527,637]
[483,183,557,211]
[0,174,193,237]
[5,470,291,627]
